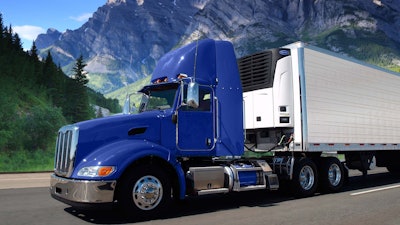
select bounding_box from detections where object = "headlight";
[77,166,115,177]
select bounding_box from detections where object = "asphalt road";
[1,168,399,225]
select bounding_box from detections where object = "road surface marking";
[350,184,400,196]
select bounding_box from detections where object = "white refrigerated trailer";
[51,40,400,214]
[240,41,400,195]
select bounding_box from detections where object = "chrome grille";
[54,125,79,177]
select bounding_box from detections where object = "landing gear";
[345,152,375,176]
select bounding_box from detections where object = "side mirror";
[122,94,131,114]
[123,94,138,114]
[138,94,149,113]
[187,82,199,108]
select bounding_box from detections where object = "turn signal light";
[98,166,114,176]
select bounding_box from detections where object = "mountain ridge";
[36,0,400,94]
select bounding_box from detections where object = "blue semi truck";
[50,39,400,215]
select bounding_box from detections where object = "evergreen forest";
[0,14,121,172]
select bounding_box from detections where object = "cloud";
[70,13,93,22]
[13,25,46,40]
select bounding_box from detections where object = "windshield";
[139,84,178,112]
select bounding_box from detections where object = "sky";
[1,0,106,50]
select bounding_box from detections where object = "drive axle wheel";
[118,165,171,217]
[291,157,318,197]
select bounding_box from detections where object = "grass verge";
[0,149,54,173]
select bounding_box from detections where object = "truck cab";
[50,39,277,215]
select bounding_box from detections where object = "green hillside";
[0,14,120,172]
[105,75,152,107]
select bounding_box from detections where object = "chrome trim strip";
[50,174,116,203]
[297,46,309,151]
[54,125,79,177]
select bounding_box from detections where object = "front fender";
[72,139,186,199]
[73,139,175,180]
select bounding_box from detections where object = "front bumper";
[50,174,117,204]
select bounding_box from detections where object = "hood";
[74,111,167,161]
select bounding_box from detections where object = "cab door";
[177,86,215,151]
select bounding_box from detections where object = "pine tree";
[42,51,55,87]
[65,54,93,122]
[12,33,22,51]
[73,54,88,86]
[0,13,5,51]
[29,41,39,60]
[0,13,3,34]
[29,41,42,86]
[4,25,13,49]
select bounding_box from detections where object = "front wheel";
[291,157,318,197]
[118,165,171,217]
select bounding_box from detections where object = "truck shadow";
[64,190,285,224]
[64,170,400,224]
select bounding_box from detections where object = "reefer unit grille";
[54,125,79,177]
[238,51,273,92]
[238,48,291,92]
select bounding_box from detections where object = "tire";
[319,157,345,193]
[118,164,171,218]
[387,165,400,177]
[291,157,318,197]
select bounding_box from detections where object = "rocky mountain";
[36,28,62,49]
[36,0,400,94]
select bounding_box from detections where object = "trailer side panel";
[302,46,400,151]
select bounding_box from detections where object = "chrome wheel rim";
[133,175,163,211]
[328,164,341,186]
[299,165,315,190]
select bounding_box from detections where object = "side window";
[181,86,212,111]
[198,88,211,111]
[145,89,177,111]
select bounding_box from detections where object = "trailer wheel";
[118,164,171,217]
[387,165,400,177]
[319,157,345,193]
[291,158,318,197]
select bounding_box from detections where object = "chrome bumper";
[50,174,116,204]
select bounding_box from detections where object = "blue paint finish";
[177,111,214,150]
[238,171,258,187]
[74,112,163,167]
[173,162,187,199]
[152,39,217,85]
[72,138,187,198]
[213,41,244,156]
[152,39,244,157]
[72,139,170,179]
[69,39,243,200]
